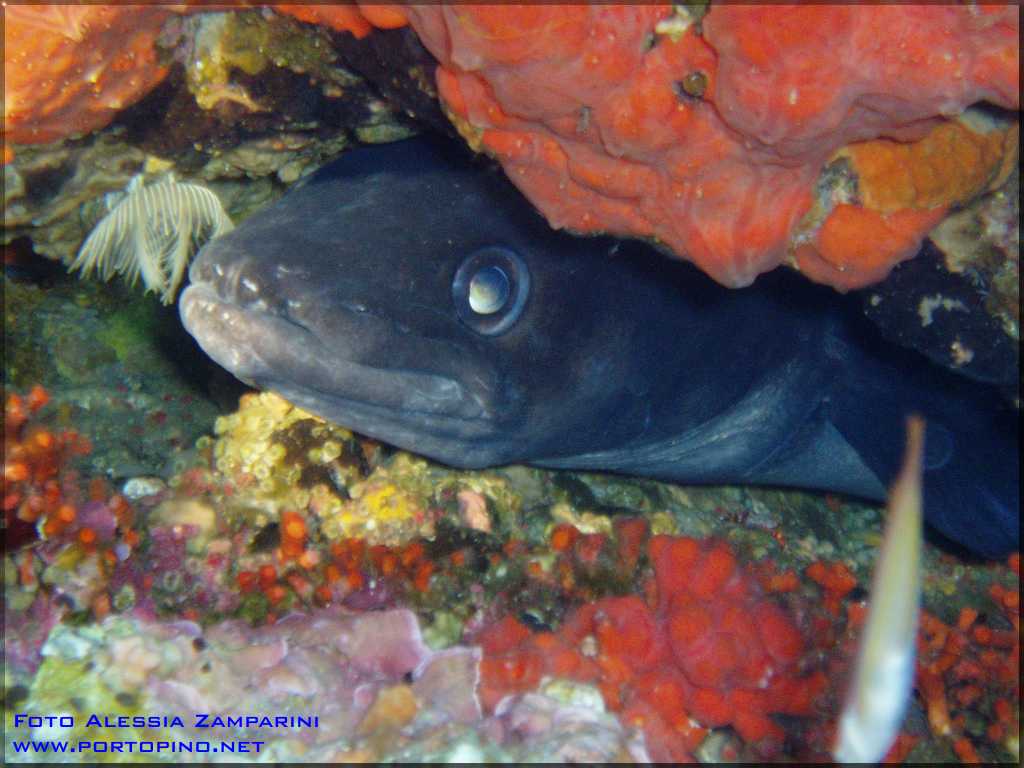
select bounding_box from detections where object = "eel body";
[180,136,1019,557]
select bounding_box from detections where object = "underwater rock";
[862,240,1020,400]
[6,5,1018,296]
[15,609,402,755]
[2,137,152,265]
[475,535,829,761]
[157,11,416,161]
[2,8,414,151]
[209,390,527,549]
[930,166,1020,334]
[2,280,226,480]
[793,112,1018,291]
[1,136,271,270]
[7,606,645,762]
[327,25,454,138]
[492,679,650,762]
[3,582,64,681]
[859,163,1019,401]
[3,373,1020,762]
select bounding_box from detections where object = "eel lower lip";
[180,283,487,421]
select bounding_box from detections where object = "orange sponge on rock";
[3,6,173,145]
[399,4,1018,290]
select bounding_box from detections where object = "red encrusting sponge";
[477,528,827,760]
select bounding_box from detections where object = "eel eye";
[452,247,530,336]
[468,265,510,315]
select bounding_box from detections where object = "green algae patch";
[94,303,162,367]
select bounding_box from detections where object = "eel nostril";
[228,258,270,307]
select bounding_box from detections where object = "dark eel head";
[181,136,1019,557]
[180,136,699,468]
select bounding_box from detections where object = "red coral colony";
[4,387,139,618]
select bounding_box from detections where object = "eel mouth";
[179,281,500,444]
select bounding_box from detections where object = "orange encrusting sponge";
[396,4,1019,291]
[3,6,173,145]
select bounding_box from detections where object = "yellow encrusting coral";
[210,392,523,546]
[315,457,431,547]
[212,391,359,521]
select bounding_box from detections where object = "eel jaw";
[179,282,508,462]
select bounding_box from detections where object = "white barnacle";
[69,175,234,304]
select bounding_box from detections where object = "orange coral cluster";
[795,118,1019,289]
[794,205,952,291]
[3,386,140,616]
[4,386,92,539]
[279,509,309,561]
[236,534,437,621]
[0,2,403,149]
[806,550,1021,764]
[914,554,1020,762]
[840,121,1018,217]
[805,559,858,617]
[2,5,174,145]
[477,525,828,761]
[326,537,436,596]
[271,3,407,40]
